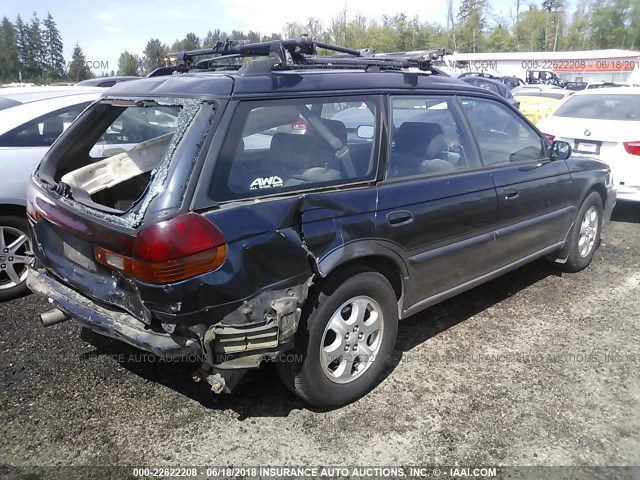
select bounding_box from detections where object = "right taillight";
[623,141,640,156]
[544,133,555,142]
[94,213,227,284]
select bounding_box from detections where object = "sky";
[5,0,518,75]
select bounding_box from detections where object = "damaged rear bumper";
[27,267,201,358]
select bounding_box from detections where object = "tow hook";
[40,308,71,327]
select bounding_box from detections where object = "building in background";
[441,49,640,83]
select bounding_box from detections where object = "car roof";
[0,86,106,104]
[573,86,640,96]
[104,69,486,99]
[76,76,139,86]
[459,76,506,88]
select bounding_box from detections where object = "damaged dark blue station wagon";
[27,38,616,407]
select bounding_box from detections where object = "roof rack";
[147,36,452,77]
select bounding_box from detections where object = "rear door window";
[210,96,379,200]
[461,97,547,165]
[388,96,480,178]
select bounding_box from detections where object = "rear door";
[376,95,498,313]
[460,96,574,267]
[203,95,382,293]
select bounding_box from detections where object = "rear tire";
[560,192,603,273]
[0,215,34,302]
[277,269,398,408]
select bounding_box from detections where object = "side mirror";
[356,125,374,140]
[551,140,571,160]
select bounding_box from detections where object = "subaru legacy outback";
[26,38,616,407]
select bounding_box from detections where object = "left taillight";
[94,213,227,284]
[623,141,640,156]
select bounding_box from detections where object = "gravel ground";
[0,204,638,478]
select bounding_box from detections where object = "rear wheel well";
[319,256,403,301]
[0,204,26,218]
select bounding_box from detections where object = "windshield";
[554,94,640,120]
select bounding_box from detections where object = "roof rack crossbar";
[147,36,451,77]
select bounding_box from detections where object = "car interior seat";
[42,117,65,146]
[390,122,454,176]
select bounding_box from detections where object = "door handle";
[387,210,414,226]
[503,188,519,200]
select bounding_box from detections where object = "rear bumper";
[27,267,202,358]
[615,185,640,202]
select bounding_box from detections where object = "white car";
[537,87,640,202]
[0,86,104,300]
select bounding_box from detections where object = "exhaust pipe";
[40,308,70,327]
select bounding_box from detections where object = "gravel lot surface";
[0,204,638,478]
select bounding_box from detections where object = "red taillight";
[94,213,227,283]
[544,133,555,142]
[623,141,640,156]
[290,118,308,131]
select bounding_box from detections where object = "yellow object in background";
[514,95,561,124]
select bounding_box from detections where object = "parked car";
[513,90,574,124]
[537,87,640,202]
[458,75,520,108]
[511,84,563,96]
[76,76,139,88]
[0,86,104,300]
[456,72,525,90]
[26,38,616,408]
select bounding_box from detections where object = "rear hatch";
[538,92,640,188]
[29,96,215,319]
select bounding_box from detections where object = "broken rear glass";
[38,97,204,227]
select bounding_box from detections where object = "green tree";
[542,0,567,50]
[117,50,141,76]
[142,38,167,74]
[514,6,549,51]
[486,23,515,51]
[68,43,91,81]
[42,12,65,80]
[456,0,488,52]
[0,17,20,82]
[561,4,591,50]
[14,15,27,79]
[24,12,45,82]
[170,33,200,52]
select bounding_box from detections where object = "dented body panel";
[26,67,615,397]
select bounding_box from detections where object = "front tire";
[561,192,603,273]
[278,269,398,408]
[0,215,34,302]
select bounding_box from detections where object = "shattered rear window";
[40,97,205,227]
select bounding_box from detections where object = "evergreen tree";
[24,12,45,81]
[142,38,167,74]
[170,33,200,52]
[117,51,141,76]
[0,17,20,82]
[42,12,65,80]
[456,0,488,52]
[68,43,91,81]
[14,15,27,79]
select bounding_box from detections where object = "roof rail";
[147,36,452,77]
